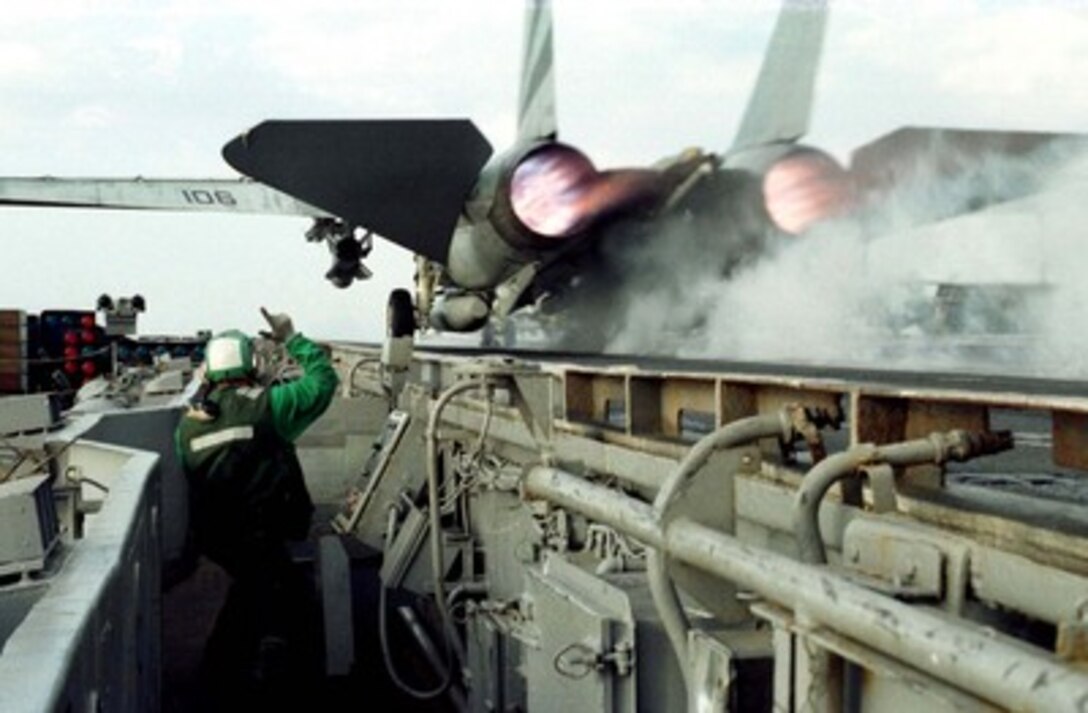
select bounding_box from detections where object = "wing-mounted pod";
[724,143,854,235]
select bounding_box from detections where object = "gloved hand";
[260,307,296,343]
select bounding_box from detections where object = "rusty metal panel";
[1053,410,1088,472]
[564,371,595,422]
[628,377,718,440]
[565,371,624,427]
[859,380,1088,415]
[628,376,662,436]
[0,311,27,393]
[719,381,757,426]
[905,401,989,488]
[856,395,987,440]
[854,397,990,488]
[855,396,992,444]
[853,395,908,447]
[1057,621,1088,663]
[904,400,989,439]
[659,377,715,439]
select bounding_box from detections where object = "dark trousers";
[200,537,315,709]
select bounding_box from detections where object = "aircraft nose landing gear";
[382,289,416,402]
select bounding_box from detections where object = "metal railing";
[0,439,161,712]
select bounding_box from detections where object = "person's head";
[203,329,256,384]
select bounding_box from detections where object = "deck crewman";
[175,307,338,701]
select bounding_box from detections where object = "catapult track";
[382,343,1088,479]
[412,343,1088,398]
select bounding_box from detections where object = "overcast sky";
[1,0,1086,343]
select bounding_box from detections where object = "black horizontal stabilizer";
[223,120,493,262]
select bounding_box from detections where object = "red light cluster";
[59,316,100,382]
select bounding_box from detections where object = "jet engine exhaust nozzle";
[509,144,665,241]
[762,150,854,234]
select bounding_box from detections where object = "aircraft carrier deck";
[2,334,1088,712]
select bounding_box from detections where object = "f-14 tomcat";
[0,0,852,343]
[0,1,1078,346]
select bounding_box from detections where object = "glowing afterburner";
[510,145,664,238]
[762,150,853,234]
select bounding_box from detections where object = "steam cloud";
[597,138,1088,378]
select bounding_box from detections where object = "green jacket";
[175,333,339,566]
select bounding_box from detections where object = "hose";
[378,377,487,699]
[378,507,453,699]
[426,378,485,654]
[344,356,380,397]
[647,410,795,685]
[793,429,1013,564]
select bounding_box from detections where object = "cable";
[72,475,109,494]
[0,432,81,484]
[466,392,494,462]
[648,411,793,688]
[378,507,454,700]
[0,453,30,484]
[0,434,44,484]
[438,389,496,510]
[0,434,25,453]
[424,380,483,658]
[346,356,380,397]
[379,376,496,700]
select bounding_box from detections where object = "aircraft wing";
[729,0,828,152]
[849,127,1086,195]
[0,177,330,216]
[867,191,1064,286]
[222,119,493,263]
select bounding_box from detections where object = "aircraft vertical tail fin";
[729,0,829,153]
[517,0,558,142]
